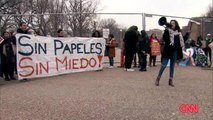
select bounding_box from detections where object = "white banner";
[16,34,105,80]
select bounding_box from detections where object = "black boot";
[10,77,16,80]
[5,77,10,81]
[155,77,160,86]
[169,79,175,87]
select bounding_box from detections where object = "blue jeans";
[109,57,114,66]
[157,51,178,78]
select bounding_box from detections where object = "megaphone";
[158,16,172,28]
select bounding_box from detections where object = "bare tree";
[66,0,98,37]
[98,18,126,47]
[1,0,100,37]
[30,0,50,36]
[205,5,213,17]
[47,0,67,36]
[98,18,119,32]
[0,0,22,33]
[98,18,120,39]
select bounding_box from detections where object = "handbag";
[177,46,183,60]
[104,46,109,56]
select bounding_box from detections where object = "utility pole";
[142,13,146,30]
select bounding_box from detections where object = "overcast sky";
[98,0,212,30]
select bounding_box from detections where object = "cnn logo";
[179,104,199,113]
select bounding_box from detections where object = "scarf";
[168,28,184,47]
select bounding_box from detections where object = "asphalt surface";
[0,65,212,120]
[0,48,213,120]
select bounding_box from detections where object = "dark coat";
[161,29,183,60]
[13,29,31,45]
[138,34,150,53]
[124,30,138,52]
[0,38,15,63]
[107,38,116,57]
[17,28,31,34]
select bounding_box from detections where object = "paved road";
[0,65,212,120]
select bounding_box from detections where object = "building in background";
[182,17,213,41]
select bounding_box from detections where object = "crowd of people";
[0,22,31,81]
[121,20,212,87]
[0,20,212,87]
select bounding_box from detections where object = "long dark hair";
[92,30,101,37]
[2,31,11,37]
[141,30,148,38]
[170,20,181,32]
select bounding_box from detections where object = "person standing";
[106,34,116,68]
[138,30,150,71]
[183,32,190,50]
[92,30,103,71]
[17,22,31,35]
[204,34,212,67]
[123,26,138,71]
[0,31,16,81]
[0,36,4,78]
[149,33,160,67]
[155,20,184,87]
[57,29,64,37]
[16,22,31,81]
[92,30,101,38]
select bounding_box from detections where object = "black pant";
[137,52,142,67]
[133,53,137,67]
[1,55,15,79]
[204,47,212,65]
[125,48,135,69]
[140,52,147,69]
[149,55,157,66]
[0,63,2,77]
[14,55,17,74]
[0,54,3,77]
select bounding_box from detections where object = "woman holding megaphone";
[155,17,184,87]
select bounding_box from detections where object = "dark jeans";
[137,52,142,67]
[1,55,15,79]
[133,53,137,67]
[204,47,212,65]
[125,49,135,69]
[157,51,178,78]
[149,55,157,66]
[109,57,114,66]
[140,52,147,70]
[14,55,17,74]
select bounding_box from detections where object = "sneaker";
[126,68,134,72]
[139,68,147,72]
[108,66,114,69]
[20,78,28,82]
